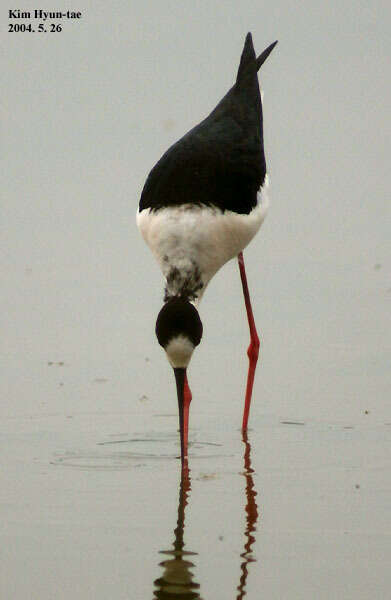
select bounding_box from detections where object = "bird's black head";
[155,297,203,368]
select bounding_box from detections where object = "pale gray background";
[2,1,391,599]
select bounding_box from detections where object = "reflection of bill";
[237,432,259,600]
[153,467,201,599]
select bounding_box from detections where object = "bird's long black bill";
[174,368,186,465]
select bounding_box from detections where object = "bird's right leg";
[237,251,260,431]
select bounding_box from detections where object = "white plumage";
[137,184,269,304]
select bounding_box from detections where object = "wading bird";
[137,33,277,464]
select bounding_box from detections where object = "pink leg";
[237,252,260,431]
[183,375,192,459]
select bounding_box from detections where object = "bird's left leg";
[183,374,192,457]
[237,251,260,431]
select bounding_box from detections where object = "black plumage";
[156,298,203,349]
[139,34,277,216]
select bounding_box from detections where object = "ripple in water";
[52,432,228,471]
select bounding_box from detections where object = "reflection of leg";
[237,252,260,431]
[183,374,192,459]
[237,432,259,600]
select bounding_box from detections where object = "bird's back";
[139,33,269,216]
[137,34,276,301]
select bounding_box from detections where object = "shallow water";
[2,398,391,599]
[1,227,390,599]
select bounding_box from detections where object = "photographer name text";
[8,9,82,32]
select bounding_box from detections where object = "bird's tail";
[256,39,278,71]
[236,33,278,87]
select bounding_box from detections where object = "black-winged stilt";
[137,33,277,464]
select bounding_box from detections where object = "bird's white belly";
[137,189,268,299]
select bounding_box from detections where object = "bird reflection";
[236,432,259,599]
[153,466,201,599]
[153,434,259,599]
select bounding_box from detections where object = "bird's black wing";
[139,34,277,215]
